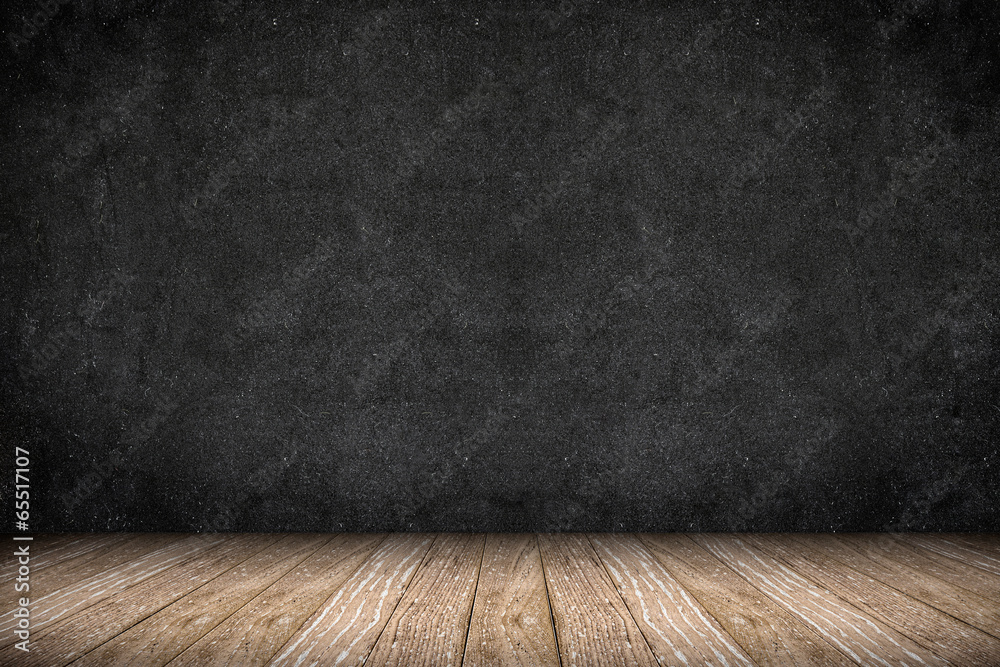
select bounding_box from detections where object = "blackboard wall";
[3,0,999,532]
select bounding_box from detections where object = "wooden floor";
[3,533,999,666]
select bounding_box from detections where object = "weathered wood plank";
[1,534,127,581]
[945,534,1000,553]
[589,533,755,666]
[463,534,560,667]
[70,534,329,667]
[2,534,278,666]
[641,534,855,666]
[364,533,484,667]
[267,533,434,667]
[749,534,1000,666]
[809,534,1000,640]
[0,533,229,649]
[901,534,1000,577]
[842,534,1000,602]
[538,533,658,667]
[170,533,385,667]
[693,534,947,667]
[32,534,181,600]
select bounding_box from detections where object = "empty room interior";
[2,0,999,664]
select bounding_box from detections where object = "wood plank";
[32,534,182,599]
[749,534,1000,666]
[693,534,948,667]
[29,534,135,578]
[0,534,229,649]
[1,534,278,666]
[538,533,658,667]
[2,534,127,580]
[946,534,1000,553]
[463,534,560,667]
[169,533,385,667]
[267,533,434,667]
[641,534,855,666]
[841,534,1000,602]
[70,534,329,667]
[365,533,485,667]
[901,534,1000,577]
[589,533,755,666]
[810,534,1000,640]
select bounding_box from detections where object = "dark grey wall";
[2,0,999,532]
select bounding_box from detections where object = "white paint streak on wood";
[0,535,224,640]
[268,534,432,667]
[695,535,948,667]
[902,535,1000,577]
[590,534,754,667]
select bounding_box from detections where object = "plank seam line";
[25,535,131,575]
[1,534,235,653]
[747,534,957,666]
[905,535,1000,579]
[632,535,762,667]
[584,534,661,665]
[797,534,1000,645]
[681,534,865,667]
[153,534,336,667]
[534,534,564,667]
[262,532,392,666]
[56,534,285,666]
[884,534,1000,598]
[458,534,487,667]
[361,532,440,665]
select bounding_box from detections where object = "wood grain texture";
[268,533,434,667]
[748,534,1000,666]
[170,533,385,667]
[641,534,855,667]
[463,534,560,667]
[364,533,485,667]
[32,534,181,599]
[538,533,658,667]
[842,534,1000,602]
[805,534,1000,640]
[71,534,329,667]
[901,534,1000,577]
[589,533,755,667]
[5,534,129,575]
[7,533,997,665]
[3,534,278,666]
[0,533,228,649]
[694,534,948,667]
[947,534,1000,552]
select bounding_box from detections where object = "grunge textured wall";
[2,0,999,532]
